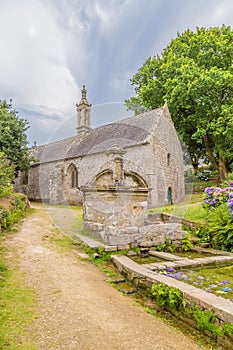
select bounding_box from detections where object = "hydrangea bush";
[203,184,233,218]
[202,184,233,252]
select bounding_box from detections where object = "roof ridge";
[90,106,163,133]
[118,107,163,124]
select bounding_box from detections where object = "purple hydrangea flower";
[220,280,230,284]
[167,267,174,272]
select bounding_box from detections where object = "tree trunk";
[219,153,228,183]
[203,134,218,170]
[192,161,199,175]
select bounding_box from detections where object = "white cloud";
[0,0,233,145]
[0,0,79,118]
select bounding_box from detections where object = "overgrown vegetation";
[0,194,30,232]
[202,184,233,252]
[151,283,233,340]
[0,151,14,197]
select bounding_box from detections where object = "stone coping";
[111,255,233,325]
[146,250,233,270]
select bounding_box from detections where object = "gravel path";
[5,204,206,350]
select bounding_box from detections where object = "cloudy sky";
[0,0,233,145]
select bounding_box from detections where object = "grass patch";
[49,228,87,252]
[149,203,207,223]
[49,228,75,249]
[0,245,37,349]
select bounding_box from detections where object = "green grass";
[49,228,86,252]
[149,193,207,223]
[0,246,37,349]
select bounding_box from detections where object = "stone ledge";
[111,255,233,325]
[75,234,105,249]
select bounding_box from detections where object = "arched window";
[67,164,78,189]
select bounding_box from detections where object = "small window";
[71,170,78,188]
[167,153,171,166]
[67,164,78,189]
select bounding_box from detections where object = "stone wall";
[83,187,148,228]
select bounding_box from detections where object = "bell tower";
[76,85,92,138]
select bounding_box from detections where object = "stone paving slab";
[75,234,105,249]
[149,251,186,261]
[193,247,233,256]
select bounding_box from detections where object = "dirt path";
[5,204,206,350]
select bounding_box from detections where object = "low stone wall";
[84,220,186,249]
[137,222,185,248]
[148,212,203,230]
[112,255,233,330]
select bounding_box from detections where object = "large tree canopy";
[125,25,233,181]
[0,100,31,172]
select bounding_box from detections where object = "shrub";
[207,205,233,252]
[192,307,223,337]
[0,152,14,196]
[182,233,193,251]
[151,283,185,311]
[0,194,28,231]
[151,283,233,339]
[202,184,233,217]
[202,184,233,252]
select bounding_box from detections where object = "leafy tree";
[0,151,14,196]
[126,25,233,181]
[0,100,31,173]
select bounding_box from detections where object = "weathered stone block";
[85,222,104,232]
[138,241,153,248]
[105,226,118,236]
[118,227,139,235]
[105,234,132,246]
[117,244,130,250]
[139,225,155,235]
[104,245,118,252]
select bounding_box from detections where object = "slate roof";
[31,108,163,165]
[31,136,76,164]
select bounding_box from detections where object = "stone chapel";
[14,86,185,209]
